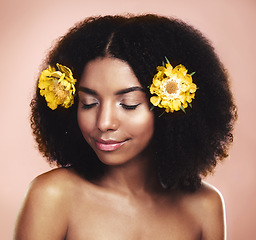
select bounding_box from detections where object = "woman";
[14,14,237,239]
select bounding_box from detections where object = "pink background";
[1,0,255,239]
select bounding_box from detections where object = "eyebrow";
[115,86,144,95]
[78,86,144,96]
[79,86,97,95]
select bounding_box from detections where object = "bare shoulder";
[193,181,225,211]
[14,168,81,240]
[31,167,79,190]
[182,181,226,240]
[23,168,78,203]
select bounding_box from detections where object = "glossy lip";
[95,139,128,152]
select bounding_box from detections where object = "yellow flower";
[38,64,77,110]
[149,60,197,113]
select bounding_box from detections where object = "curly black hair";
[30,14,237,191]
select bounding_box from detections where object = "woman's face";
[77,57,154,166]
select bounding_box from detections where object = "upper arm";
[200,183,226,240]
[14,172,70,240]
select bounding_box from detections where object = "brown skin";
[14,58,226,240]
[14,168,225,240]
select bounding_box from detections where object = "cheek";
[128,111,154,141]
[77,111,94,138]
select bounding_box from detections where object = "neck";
[97,149,162,196]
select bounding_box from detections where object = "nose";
[96,101,119,132]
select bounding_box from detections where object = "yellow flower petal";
[38,64,77,110]
[184,74,192,84]
[45,92,56,102]
[150,58,197,114]
[172,99,181,111]
[174,64,187,75]
[182,102,188,109]
[150,96,161,106]
[190,83,197,93]
[48,101,58,110]
[165,63,173,76]
[180,82,190,92]
[152,78,161,87]
[57,64,73,78]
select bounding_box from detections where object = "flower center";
[165,80,178,94]
[54,82,68,101]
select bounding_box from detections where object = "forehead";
[80,57,142,92]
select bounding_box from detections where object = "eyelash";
[120,103,141,110]
[81,103,98,109]
[81,102,141,110]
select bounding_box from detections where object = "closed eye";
[120,103,141,110]
[81,102,98,109]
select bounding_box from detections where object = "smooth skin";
[14,57,226,240]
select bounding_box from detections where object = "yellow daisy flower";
[149,59,197,113]
[38,64,77,110]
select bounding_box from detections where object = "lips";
[95,139,127,151]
